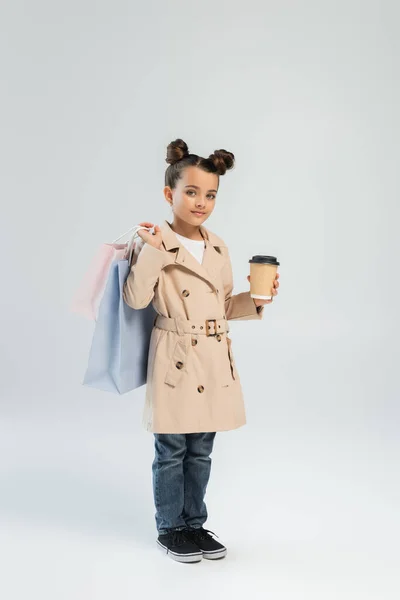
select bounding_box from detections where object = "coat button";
[216,334,222,342]
[197,385,204,393]
[176,361,184,369]
[182,289,190,297]
[191,339,198,346]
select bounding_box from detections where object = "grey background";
[1,1,399,598]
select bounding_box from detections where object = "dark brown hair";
[165,138,235,190]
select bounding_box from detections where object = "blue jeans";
[152,432,217,534]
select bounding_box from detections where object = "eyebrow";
[184,185,218,193]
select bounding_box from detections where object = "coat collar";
[160,219,227,291]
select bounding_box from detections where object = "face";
[164,166,219,226]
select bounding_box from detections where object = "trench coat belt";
[154,315,230,336]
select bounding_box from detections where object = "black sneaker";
[157,528,203,563]
[184,526,227,560]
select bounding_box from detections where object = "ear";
[163,186,173,203]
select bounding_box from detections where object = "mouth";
[191,211,206,216]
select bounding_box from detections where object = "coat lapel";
[160,219,226,291]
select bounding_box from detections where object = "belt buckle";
[205,319,217,336]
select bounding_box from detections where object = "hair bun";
[208,149,235,176]
[166,139,190,165]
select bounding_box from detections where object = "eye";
[186,190,216,200]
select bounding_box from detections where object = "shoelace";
[186,526,219,541]
[165,528,191,547]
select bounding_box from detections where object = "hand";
[136,222,163,249]
[247,272,280,306]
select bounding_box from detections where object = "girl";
[123,139,279,563]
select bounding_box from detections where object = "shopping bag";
[71,224,147,321]
[82,232,156,394]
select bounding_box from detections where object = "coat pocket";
[164,339,189,387]
[226,336,238,381]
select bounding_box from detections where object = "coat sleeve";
[123,242,168,309]
[221,246,264,321]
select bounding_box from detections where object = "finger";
[139,222,154,227]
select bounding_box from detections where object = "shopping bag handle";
[113,224,152,265]
[112,224,151,244]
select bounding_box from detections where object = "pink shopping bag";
[70,224,148,320]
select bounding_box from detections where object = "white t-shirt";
[174,232,205,265]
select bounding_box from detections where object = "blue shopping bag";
[83,256,157,394]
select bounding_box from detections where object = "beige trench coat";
[123,219,264,434]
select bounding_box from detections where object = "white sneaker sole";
[157,540,203,563]
[202,547,227,560]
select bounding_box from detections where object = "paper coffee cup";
[249,255,280,300]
